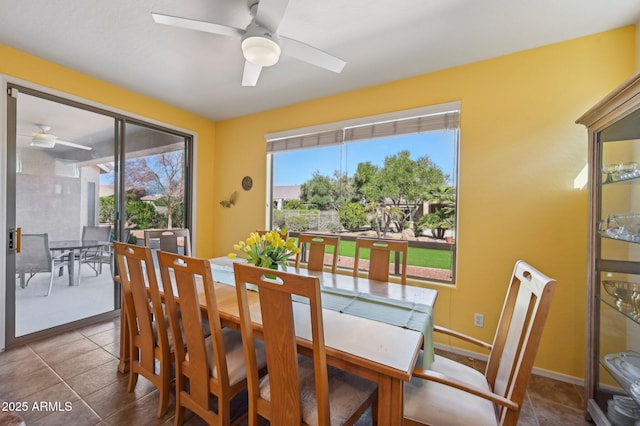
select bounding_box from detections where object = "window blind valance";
[267,129,343,153]
[342,111,459,143]
[266,102,460,153]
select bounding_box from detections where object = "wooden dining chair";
[353,237,408,284]
[233,262,378,426]
[158,251,266,426]
[404,260,557,426]
[113,242,172,418]
[295,233,340,273]
[144,228,191,256]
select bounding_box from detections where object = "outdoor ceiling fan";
[28,126,92,151]
[152,0,346,86]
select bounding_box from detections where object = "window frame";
[266,101,460,285]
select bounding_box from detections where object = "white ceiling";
[1,0,639,121]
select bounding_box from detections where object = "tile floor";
[0,317,591,425]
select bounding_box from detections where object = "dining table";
[49,239,111,286]
[117,256,438,425]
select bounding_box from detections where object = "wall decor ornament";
[242,176,253,191]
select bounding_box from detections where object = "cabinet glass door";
[594,106,640,421]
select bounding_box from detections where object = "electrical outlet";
[474,313,484,327]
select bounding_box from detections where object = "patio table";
[49,240,110,286]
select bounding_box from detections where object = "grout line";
[527,392,540,426]
[26,341,105,422]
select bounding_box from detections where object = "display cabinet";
[577,73,640,425]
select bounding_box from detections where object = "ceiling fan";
[152,0,346,86]
[27,126,92,151]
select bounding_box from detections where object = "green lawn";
[321,240,453,270]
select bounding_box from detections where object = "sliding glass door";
[6,88,117,342]
[4,85,192,347]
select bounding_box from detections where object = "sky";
[272,131,457,186]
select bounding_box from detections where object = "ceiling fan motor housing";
[31,132,56,148]
[241,22,281,67]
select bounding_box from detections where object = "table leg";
[67,249,79,286]
[376,375,405,426]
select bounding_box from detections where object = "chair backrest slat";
[295,233,340,273]
[353,237,408,284]
[484,260,556,425]
[158,250,231,423]
[113,242,169,379]
[234,262,331,425]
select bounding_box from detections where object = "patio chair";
[353,237,408,284]
[144,228,191,256]
[79,225,113,277]
[15,233,62,296]
[295,233,340,273]
[403,260,557,426]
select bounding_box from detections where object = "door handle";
[9,227,22,253]
[16,227,21,253]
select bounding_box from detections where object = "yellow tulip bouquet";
[229,228,300,269]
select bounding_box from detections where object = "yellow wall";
[213,26,636,378]
[0,44,218,254]
[0,26,636,378]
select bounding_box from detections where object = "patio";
[14,266,115,337]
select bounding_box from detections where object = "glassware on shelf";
[599,214,640,242]
[603,280,640,316]
[606,395,640,425]
[602,162,640,183]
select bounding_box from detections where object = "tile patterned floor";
[0,318,591,425]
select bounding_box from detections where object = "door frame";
[0,76,197,351]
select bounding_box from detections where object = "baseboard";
[434,343,585,387]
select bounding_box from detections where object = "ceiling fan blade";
[281,37,346,74]
[242,61,263,86]
[55,139,92,151]
[254,0,290,33]
[151,13,244,38]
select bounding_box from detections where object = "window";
[267,102,460,283]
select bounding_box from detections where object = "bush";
[285,214,310,232]
[273,210,286,229]
[283,200,308,210]
[328,221,343,233]
[100,194,160,230]
[339,203,368,231]
[127,200,157,229]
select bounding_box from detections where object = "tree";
[283,200,308,210]
[125,151,184,229]
[99,193,157,230]
[339,202,368,231]
[419,184,456,239]
[329,171,356,211]
[378,151,447,231]
[352,151,448,236]
[353,162,382,203]
[299,172,333,210]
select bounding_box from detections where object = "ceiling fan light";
[31,133,56,148]
[241,36,281,67]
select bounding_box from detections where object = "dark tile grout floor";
[0,317,591,425]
